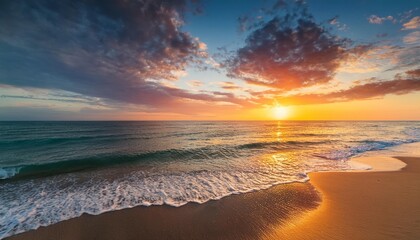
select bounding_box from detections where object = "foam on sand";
[349,142,420,172]
[349,156,406,172]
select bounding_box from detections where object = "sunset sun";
[272,105,290,120]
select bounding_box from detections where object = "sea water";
[1,121,419,238]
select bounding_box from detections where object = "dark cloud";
[238,15,251,32]
[237,14,267,33]
[0,0,238,108]
[0,94,106,106]
[152,86,249,107]
[376,33,388,38]
[226,2,367,90]
[272,0,287,11]
[406,68,420,77]
[237,0,287,33]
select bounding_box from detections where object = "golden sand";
[266,157,420,240]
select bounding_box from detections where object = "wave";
[314,139,418,160]
[2,138,416,180]
[0,166,21,180]
[237,140,321,149]
[0,133,144,146]
[404,127,420,138]
[2,138,418,181]
[0,165,312,239]
[0,140,322,180]
[4,140,418,239]
[0,149,186,180]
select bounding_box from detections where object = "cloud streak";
[404,31,420,44]
[368,15,396,24]
[402,16,420,30]
[267,70,420,105]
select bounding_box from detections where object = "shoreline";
[6,143,420,240]
[265,156,420,240]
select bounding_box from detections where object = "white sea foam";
[347,160,372,171]
[0,167,20,180]
[316,139,416,160]
[0,167,312,239]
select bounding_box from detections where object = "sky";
[0,0,419,120]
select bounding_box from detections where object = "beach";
[1,0,419,238]
[267,156,420,240]
[7,151,420,240]
[6,181,321,240]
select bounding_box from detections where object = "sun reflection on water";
[276,121,282,142]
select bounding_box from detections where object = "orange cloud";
[219,82,241,90]
[272,71,420,105]
[225,3,371,91]
[402,16,420,30]
[403,31,420,44]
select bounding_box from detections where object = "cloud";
[219,82,241,90]
[0,0,241,110]
[368,15,396,24]
[328,16,348,31]
[0,94,106,106]
[271,71,420,105]
[272,0,287,11]
[404,31,420,44]
[188,80,204,88]
[406,68,420,77]
[376,33,388,38]
[225,2,369,90]
[402,16,420,30]
[390,46,420,70]
[368,15,384,24]
[237,0,288,33]
[238,15,251,32]
[398,8,419,23]
[352,44,420,72]
[237,13,266,33]
[1,0,418,118]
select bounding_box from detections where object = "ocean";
[1,121,419,238]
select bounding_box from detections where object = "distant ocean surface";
[1,121,419,238]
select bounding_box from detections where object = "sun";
[272,105,290,120]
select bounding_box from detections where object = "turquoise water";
[1,121,419,238]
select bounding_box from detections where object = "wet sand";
[7,157,420,240]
